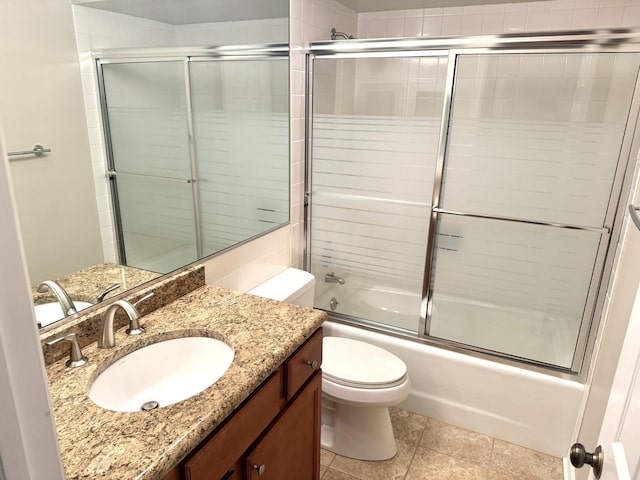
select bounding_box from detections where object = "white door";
[581,268,640,479]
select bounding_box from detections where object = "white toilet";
[249,268,411,461]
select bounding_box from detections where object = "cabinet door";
[183,370,284,480]
[246,371,321,480]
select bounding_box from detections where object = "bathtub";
[317,281,576,367]
[321,320,584,458]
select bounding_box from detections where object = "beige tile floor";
[320,407,564,480]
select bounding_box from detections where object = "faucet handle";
[97,283,121,303]
[45,332,88,368]
[126,292,155,335]
[133,291,154,309]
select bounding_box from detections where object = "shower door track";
[304,30,640,380]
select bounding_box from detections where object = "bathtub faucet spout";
[325,272,346,285]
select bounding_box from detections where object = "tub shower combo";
[305,31,640,455]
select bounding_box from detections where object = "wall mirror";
[1,0,289,329]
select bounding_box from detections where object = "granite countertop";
[46,285,326,480]
[33,263,161,305]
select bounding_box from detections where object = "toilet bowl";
[248,268,411,461]
[321,336,410,460]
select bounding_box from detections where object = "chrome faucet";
[325,272,346,285]
[36,280,77,316]
[45,332,88,368]
[97,292,154,349]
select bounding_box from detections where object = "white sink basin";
[89,337,234,412]
[35,301,94,328]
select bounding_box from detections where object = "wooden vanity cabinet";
[165,328,322,480]
[245,371,321,479]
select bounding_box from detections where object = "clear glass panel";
[190,59,289,257]
[102,62,192,178]
[117,175,197,273]
[441,53,640,228]
[310,55,448,332]
[429,214,603,368]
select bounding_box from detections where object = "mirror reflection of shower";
[330,27,353,40]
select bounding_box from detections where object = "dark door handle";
[570,443,603,479]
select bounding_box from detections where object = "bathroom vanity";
[164,329,322,480]
[43,280,326,479]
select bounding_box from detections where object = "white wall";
[0,126,63,479]
[0,0,103,285]
[357,0,640,38]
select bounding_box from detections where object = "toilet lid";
[322,337,407,388]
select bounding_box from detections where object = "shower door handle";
[107,170,195,183]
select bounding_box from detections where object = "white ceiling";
[72,0,543,25]
[72,0,289,25]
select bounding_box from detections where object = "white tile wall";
[356,0,640,39]
[204,226,291,292]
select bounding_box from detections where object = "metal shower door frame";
[95,44,290,268]
[304,30,640,379]
[96,56,202,264]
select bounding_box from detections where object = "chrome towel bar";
[629,204,640,231]
[7,144,51,158]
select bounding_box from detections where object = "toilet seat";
[322,337,408,389]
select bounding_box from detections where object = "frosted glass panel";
[429,214,603,368]
[117,175,197,274]
[190,59,289,257]
[441,53,640,228]
[102,62,192,178]
[310,56,448,332]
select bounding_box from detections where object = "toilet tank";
[248,268,316,308]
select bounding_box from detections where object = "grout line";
[402,416,429,479]
[486,437,496,479]
[322,408,562,479]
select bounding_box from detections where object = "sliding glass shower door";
[308,40,640,372]
[309,53,449,332]
[190,58,289,258]
[429,52,640,369]
[101,60,198,273]
[99,53,289,274]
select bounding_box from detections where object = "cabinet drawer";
[183,368,284,480]
[285,328,322,400]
